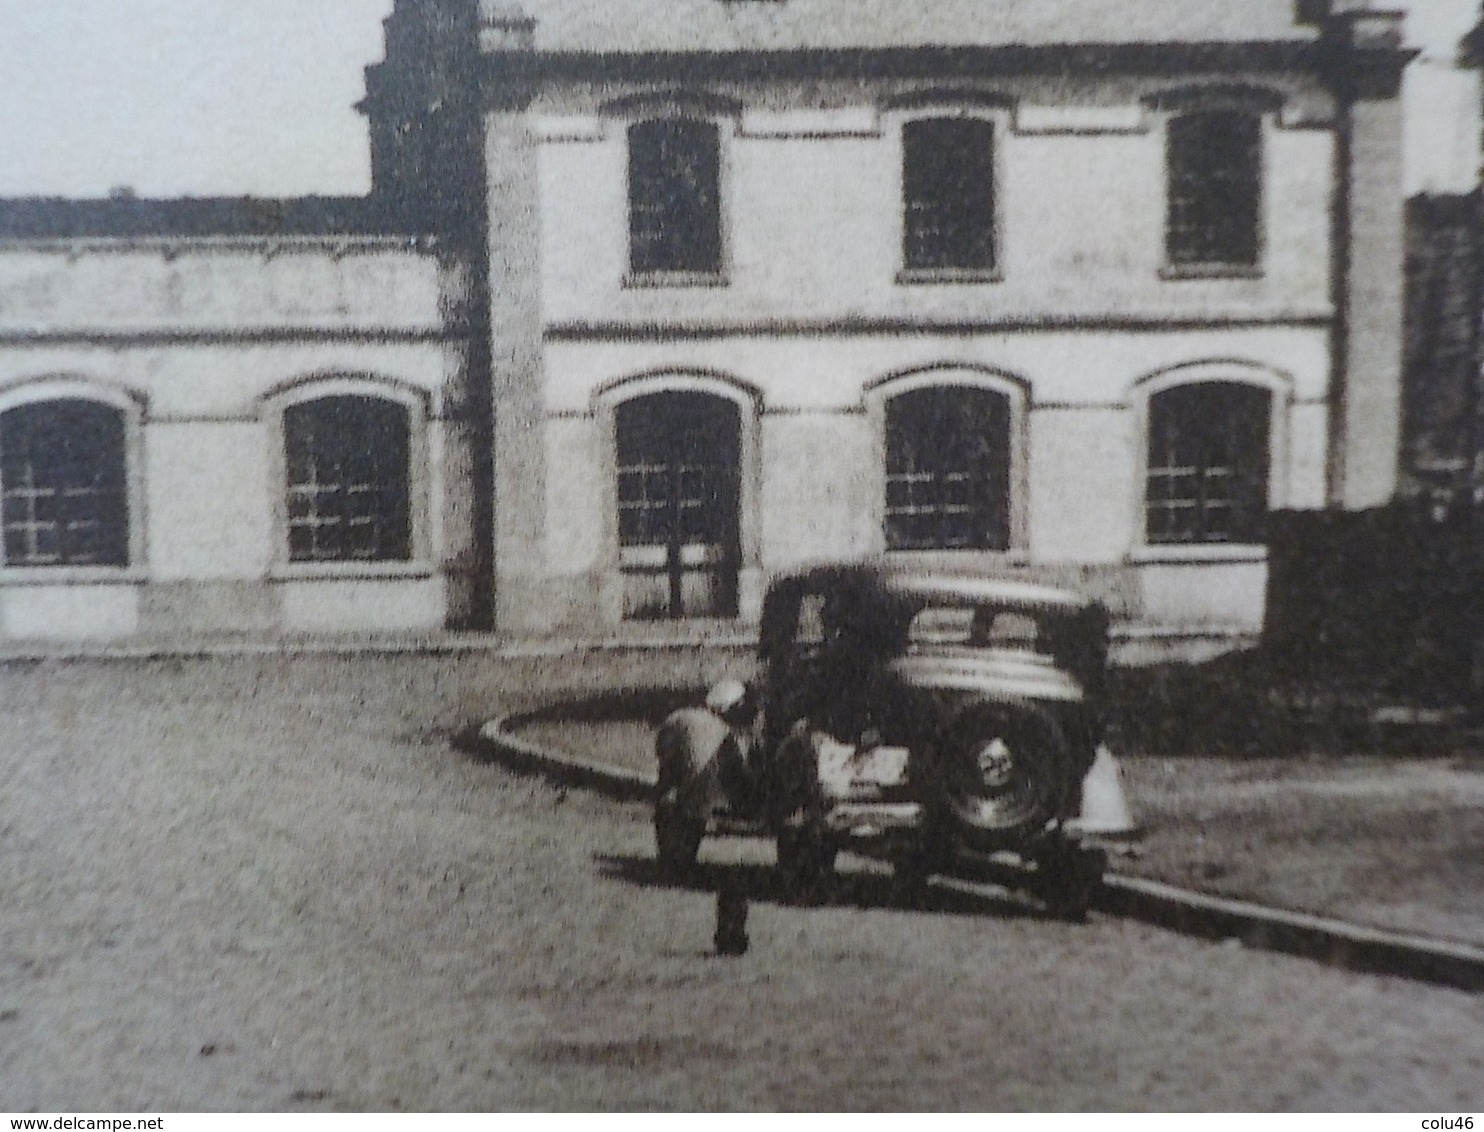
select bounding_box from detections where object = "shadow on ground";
[593,851,1044,923]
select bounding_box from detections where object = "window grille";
[615,391,740,619]
[284,396,411,562]
[0,400,128,567]
[616,392,738,548]
[1146,383,1270,544]
[885,386,1010,550]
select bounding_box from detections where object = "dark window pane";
[616,392,739,548]
[1146,382,1270,544]
[615,391,741,619]
[34,524,60,562]
[1167,110,1261,267]
[0,399,128,567]
[903,118,995,271]
[885,386,1010,550]
[628,118,722,274]
[288,523,315,559]
[283,395,411,562]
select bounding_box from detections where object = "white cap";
[705,679,748,716]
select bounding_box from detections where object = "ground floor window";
[616,390,740,619]
[884,385,1011,550]
[284,395,411,562]
[1146,382,1270,544]
[0,399,129,567]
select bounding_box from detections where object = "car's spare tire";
[937,702,1073,843]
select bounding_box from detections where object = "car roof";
[764,561,1094,615]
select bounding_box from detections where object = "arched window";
[1146,382,1270,544]
[884,386,1011,550]
[0,399,128,567]
[902,117,996,272]
[628,118,722,275]
[615,390,740,618]
[1166,109,1262,269]
[283,395,411,562]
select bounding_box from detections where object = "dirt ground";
[1118,755,1484,944]
[3,652,1483,1111]
[516,703,1484,945]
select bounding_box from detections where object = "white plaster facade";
[482,4,1412,649]
[0,0,1417,651]
[0,239,480,638]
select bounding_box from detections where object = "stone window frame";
[1147,85,1284,280]
[865,366,1030,563]
[615,391,740,554]
[0,377,146,583]
[266,376,434,581]
[610,92,742,290]
[1130,361,1292,562]
[593,370,763,622]
[886,94,1010,286]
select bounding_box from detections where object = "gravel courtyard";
[2,652,1482,1111]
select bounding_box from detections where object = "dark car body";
[654,563,1114,915]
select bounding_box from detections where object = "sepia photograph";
[1,0,1483,1113]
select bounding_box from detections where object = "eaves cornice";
[470,39,1400,104]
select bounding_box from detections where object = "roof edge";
[0,196,428,241]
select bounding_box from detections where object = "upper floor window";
[628,118,722,276]
[1146,382,1270,545]
[0,399,128,568]
[1166,109,1262,270]
[885,385,1010,551]
[284,395,411,563]
[902,117,996,274]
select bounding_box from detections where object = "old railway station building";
[0,0,1415,655]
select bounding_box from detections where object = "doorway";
[615,391,741,619]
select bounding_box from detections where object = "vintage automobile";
[653,563,1115,917]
